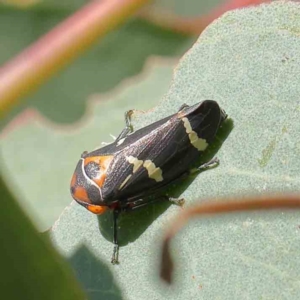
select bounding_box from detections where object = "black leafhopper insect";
[70,100,227,263]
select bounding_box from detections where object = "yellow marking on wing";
[143,160,163,182]
[126,156,143,173]
[182,117,208,151]
[119,174,132,190]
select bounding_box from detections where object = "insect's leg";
[121,195,185,212]
[168,197,185,206]
[115,110,134,142]
[190,157,220,174]
[111,209,120,265]
[178,103,189,111]
[121,197,165,211]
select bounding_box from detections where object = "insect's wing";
[102,100,225,201]
[121,100,225,193]
[101,118,182,201]
[180,100,226,145]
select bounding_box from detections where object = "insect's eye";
[84,161,101,179]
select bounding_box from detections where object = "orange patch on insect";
[87,204,107,215]
[73,186,91,203]
[84,155,114,187]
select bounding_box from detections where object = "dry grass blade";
[160,195,300,284]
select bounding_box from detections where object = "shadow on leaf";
[98,199,171,247]
[69,245,123,300]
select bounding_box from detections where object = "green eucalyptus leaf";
[0,173,85,300]
[50,1,300,299]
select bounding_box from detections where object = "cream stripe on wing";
[143,160,163,182]
[182,117,208,151]
[126,156,143,173]
[126,155,164,182]
[118,174,132,190]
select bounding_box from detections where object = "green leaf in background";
[0,173,86,300]
[49,1,300,299]
[0,58,176,230]
[0,5,192,127]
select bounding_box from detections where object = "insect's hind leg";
[178,103,189,111]
[121,195,185,212]
[115,110,134,142]
[190,157,220,174]
[168,197,185,206]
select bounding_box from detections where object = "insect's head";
[70,151,113,214]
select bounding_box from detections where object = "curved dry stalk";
[160,195,300,284]
[139,0,269,35]
[0,0,151,118]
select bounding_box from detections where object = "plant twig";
[160,195,300,284]
[139,0,269,35]
[0,0,151,118]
